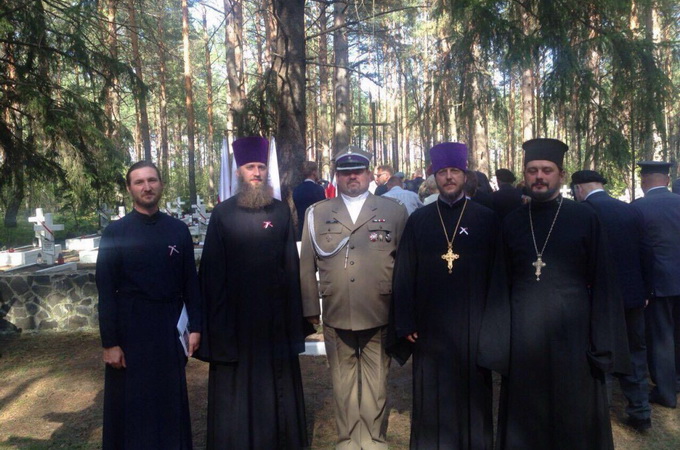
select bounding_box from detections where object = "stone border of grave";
[0,270,98,331]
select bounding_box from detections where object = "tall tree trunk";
[272,0,306,201]
[202,6,216,203]
[584,5,601,170]
[333,1,350,154]
[507,70,516,171]
[520,7,535,142]
[224,0,245,136]
[648,4,665,160]
[1,42,24,227]
[127,0,152,160]
[181,0,197,205]
[263,0,276,65]
[318,3,331,180]
[469,39,489,175]
[157,9,170,183]
[103,0,120,141]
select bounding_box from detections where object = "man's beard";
[237,177,274,209]
[529,184,559,202]
[436,182,464,202]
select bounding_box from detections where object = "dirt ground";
[0,331,678,449]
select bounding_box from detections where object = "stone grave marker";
[112,206,126,221]
[28,208,64,265]
[192,195,210,225]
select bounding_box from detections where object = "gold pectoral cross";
[441,246,459,274]
[532,255,546,281]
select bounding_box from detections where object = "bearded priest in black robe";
[196,137,310,449]
[478,139,629,449]
[389,142,500,449]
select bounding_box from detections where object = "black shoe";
[625,417,652,432]
[649,391,677,409]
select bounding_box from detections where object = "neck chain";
[436,197,468,274]
[528,196,563,281]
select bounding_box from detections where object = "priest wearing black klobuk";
[97,161,202,449]
[389,142,500,449]
[477,138,629,449]
[196,136,310,449]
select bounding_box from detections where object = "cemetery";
[0,199,211,334]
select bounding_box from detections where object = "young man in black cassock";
[478,139,629,449]
[389,142,499,449]
[97,161,202,449]
[196,136,310,449]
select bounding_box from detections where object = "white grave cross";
[192,195,208,224]
[173,197,185,218]
[28,208,64,264]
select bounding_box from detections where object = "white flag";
[218,136,231,202]
[268,137,282,200]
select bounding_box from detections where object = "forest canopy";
[1,0,677,227]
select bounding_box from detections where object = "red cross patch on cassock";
[263,221,273,229]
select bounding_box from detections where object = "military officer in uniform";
[631,161,680,409]
[299,147,408,450]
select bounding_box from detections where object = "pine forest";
[1,0,678,227]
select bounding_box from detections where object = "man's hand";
[188,332,201,357]
[406,332,418,343]
[306,315,320,325]
[103,346,126,369]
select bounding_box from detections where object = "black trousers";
[645,296,680,407]
[611,306,651,419]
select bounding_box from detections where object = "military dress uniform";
[300,191,408,449]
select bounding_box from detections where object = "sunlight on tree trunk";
[181,0,197,205]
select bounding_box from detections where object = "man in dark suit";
[572,170,651,431]
[491,168,523,219]
[631,161,680,409]
[293,161,326,240]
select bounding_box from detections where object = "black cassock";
[478,196,629,450]
[389,197,499,449]
[196,196,310,449]
[97,210,201,450]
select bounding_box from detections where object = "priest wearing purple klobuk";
[389,142,501,449]
[196,136,311,449]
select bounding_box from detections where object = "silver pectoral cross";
[532,255,546,281]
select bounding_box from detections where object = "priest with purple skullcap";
[478,138,629,449]
[197,136,311,448]
[389,141,501,448]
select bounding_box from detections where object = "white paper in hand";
[177,304,190,356]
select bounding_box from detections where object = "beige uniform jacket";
[300,194,408,331]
